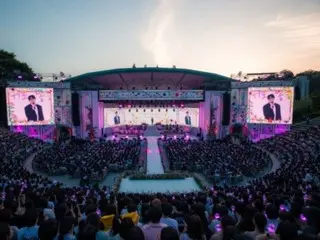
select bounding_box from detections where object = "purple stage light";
[18,75,22,79]
[214,213,220,219]
[161,135,164,140]
[139,135,143,140]
[125,135,129,139]
[112,135,116,140]
[173,135,177,140]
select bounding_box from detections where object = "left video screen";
[6,88,55,126]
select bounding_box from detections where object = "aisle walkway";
[146,137,164,174]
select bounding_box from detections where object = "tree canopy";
[0,49,35,81]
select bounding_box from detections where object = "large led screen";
[104,107,199,127]
[247,87,294,124]
[6,88,55,126]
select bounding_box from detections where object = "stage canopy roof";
[65,67,234,90]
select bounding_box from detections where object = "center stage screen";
[104,108,199,127]
[6,88,55,126]
[247,87,294,124]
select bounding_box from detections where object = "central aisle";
[146,137,164,174]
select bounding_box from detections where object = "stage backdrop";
[247,87,294,124]
[104,107,199,127]
[6,88,55,126]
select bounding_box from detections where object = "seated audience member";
[54,216,76,240]
[38,220,58,240]
[181,215,206,240]
[244,213,267,239]
[126,227,145,240]
[122,203,140,225]
[160,203,178,231]
[276,221,298,240]
[0,222,11,240]
[18,210,39,240]
[210,215,236,240]
[161,227,179,240]
[142,206,167,240]
[78,212,108,240]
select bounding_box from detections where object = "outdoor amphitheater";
[0,67,319,240]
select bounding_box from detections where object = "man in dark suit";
[263,94,281,121]
[24,95,44,121]
[185,111,191,125]
[114,111,120,125]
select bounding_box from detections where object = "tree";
[280,69,294,78]
[0,49,35,81]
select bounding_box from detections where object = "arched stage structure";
[3,67,295,141]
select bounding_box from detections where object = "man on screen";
[114,111,120,125]
[185,111,192,125]
[24,95,44,121]
[263,94,281,121]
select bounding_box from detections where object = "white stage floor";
[119,177,201,193]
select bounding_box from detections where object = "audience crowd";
[164,138,270,181]
[33,139,141,182]
[0,125,320,240]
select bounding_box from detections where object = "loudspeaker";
[0,86,8,127]
[222,92,231,126]
[72,93,80,126]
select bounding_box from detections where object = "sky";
[0,0,319,77]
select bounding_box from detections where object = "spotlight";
[112,135,116,140]
[173,135,177,140]
[181,104,184,108]
[140,135,143,140]
[161,135,164,140]
[17,75,22,79]
[125,135,129,139]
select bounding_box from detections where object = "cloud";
[265,13,320,51]
[141,0,179,65]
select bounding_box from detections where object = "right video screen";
[247,87,294,124]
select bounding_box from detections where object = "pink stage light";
[125,135,129,139]
[119,104,122,108]
[161,135,164,140]
[112,135,116,140]
[128,104,132,108]
[139,135,143,140]
[173,135,177,140]
[185,135,189,140]
[180,104,184,108]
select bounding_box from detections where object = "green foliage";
[294,97,313,111]
[297,70,320,95]
[0,49,35,80]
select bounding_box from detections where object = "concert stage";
[4,67,294,142]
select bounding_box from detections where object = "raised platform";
[119,177,201,193]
